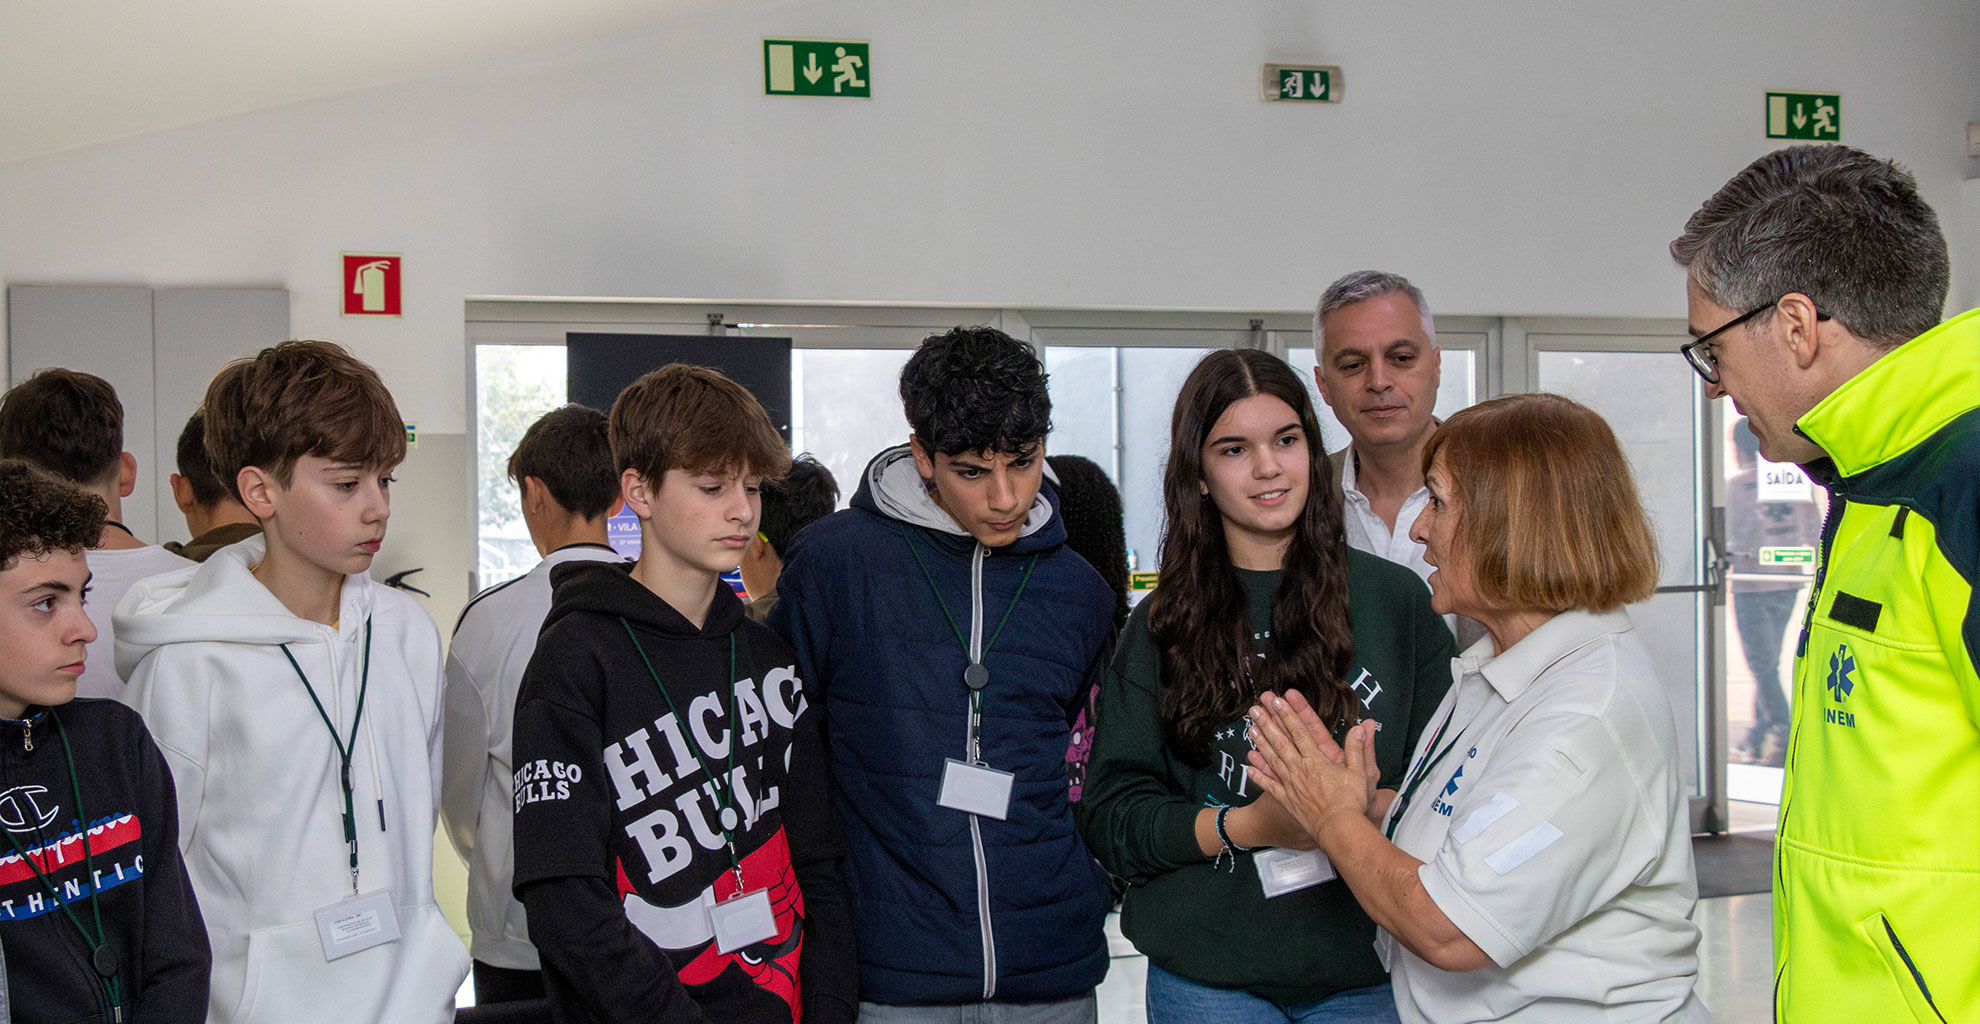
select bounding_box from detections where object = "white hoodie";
[114,536,469,1024]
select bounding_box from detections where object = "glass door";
[1720,417,1826,807]
[1520,320,1724,832]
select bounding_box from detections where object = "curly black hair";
[899,326,1052,456]
[0,459,107,570]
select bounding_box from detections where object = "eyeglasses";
[1680,298,1830,384]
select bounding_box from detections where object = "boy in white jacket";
[116,341,468,1024]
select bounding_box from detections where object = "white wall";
[3,0,1976,433]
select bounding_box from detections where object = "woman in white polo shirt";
[1246,393,1711,1023]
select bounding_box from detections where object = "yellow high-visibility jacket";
[1776,307,1980,1023]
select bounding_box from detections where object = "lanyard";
[279,619,373,893]
[3,711,125,1022]
[622,620,748,893]
[1384,698,1467,841]
[899,529,1039,763]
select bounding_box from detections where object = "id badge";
[1254,847,1336,898]
[937,758,1014,820]
[709,889,778,954]
[313,889,401,961]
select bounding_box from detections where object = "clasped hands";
[1246,690,1382,846]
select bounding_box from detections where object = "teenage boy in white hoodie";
[116,341,469,1024]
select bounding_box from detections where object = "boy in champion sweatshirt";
[116,342,468,1024]
[0,459,209,1024]
[512,364,856,1024]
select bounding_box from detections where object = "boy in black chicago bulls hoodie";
[511,365,853,1024]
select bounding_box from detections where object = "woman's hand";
[1245,692,1378,846]
[1235,791,1321,851]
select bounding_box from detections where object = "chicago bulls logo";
[617,827,807,1017]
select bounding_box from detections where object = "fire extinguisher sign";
[342,253,403,317]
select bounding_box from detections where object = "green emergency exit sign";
[764,39,870,97]
[1759,545,1817,566]
[1264,64,1341,103]
[1766,92,1840,140]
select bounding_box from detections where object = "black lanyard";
[899,529,1039,764]
[621,620,748,892]
[1385,698,1467,841]
[279,619,373,893]
[3,711,125,1022]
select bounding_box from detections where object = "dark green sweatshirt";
[1078,550,1454,1005]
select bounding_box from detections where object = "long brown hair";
[1148,349,1356,763]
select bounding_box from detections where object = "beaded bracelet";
[1214,804,1260,872]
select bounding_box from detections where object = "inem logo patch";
[1825,644,1857,728]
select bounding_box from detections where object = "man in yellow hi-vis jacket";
[1673,144,1979,1023]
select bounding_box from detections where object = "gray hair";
[1670,145,1947,348]
[1314,270,1436,351]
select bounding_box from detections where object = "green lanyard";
[898,529,1039,764]
[3,711,125,1022]
[1384,701,1466,841]
[279,618,373,893]
[621,620,747,891]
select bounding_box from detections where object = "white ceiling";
[0,0,737,164]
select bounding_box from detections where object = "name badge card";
[1254,847,1336,898]
[314,890,401,961]
[937,758,1014,820]
[709,889,778,954]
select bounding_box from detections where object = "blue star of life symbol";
[1827,645,1856,703]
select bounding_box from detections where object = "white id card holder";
[1254,847,1337,898]
[313,889,401,961]
[709,889,778,954]
[937,758,1014,820]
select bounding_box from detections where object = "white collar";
[1473,609,1634,702]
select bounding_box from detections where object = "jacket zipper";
[1881,918,1948,1023]
[1776,440,1841,1022]
[967,542,997,1000]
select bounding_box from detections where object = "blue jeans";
[1145,963,1399,1024]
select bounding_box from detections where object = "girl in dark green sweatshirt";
[1077,350,1452,1023]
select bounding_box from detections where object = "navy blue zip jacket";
[768,445,1114,1006]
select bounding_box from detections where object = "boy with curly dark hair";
[0,458,209,1023]
[769,327,1116,1023]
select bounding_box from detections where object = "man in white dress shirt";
[1313,271,1484,649]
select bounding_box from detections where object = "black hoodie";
[512,561,854,1024]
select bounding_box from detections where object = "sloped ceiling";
[0,0,751,163]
